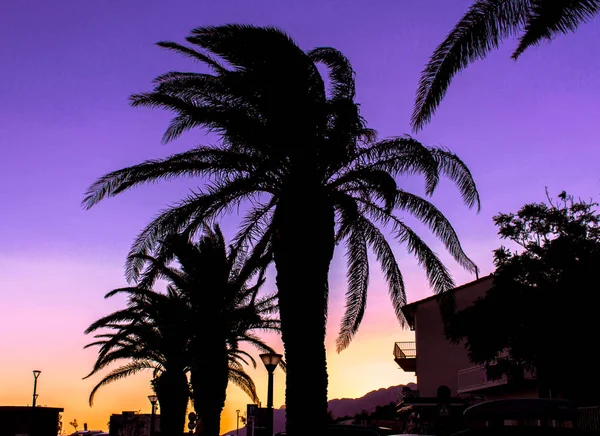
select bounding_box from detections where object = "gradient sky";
[2,0,600,433]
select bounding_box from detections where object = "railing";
[394,342,416,359]
[578,406,600,431]
[457,364,508,394]
[399,388,420,403]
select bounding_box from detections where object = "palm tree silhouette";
[412,0,600,131]
[83,24,479,435]
[135,225,281,436]
[85,227,279,436]
[84,286,191,436]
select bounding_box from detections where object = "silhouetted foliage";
[412,0,600,131]
[83,24,479,436]
[84,286,191,435]
[84,226,280,436]
[135,225,280,436]
[448,190,600,402]
[372,402,399,420]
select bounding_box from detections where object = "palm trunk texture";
[155,370,189,436]
[191,347,229,436]
[273,181,335,436]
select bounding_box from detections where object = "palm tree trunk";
[191,346,229,436]
[155,370,189,436]
[273,182,335,436]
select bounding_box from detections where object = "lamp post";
[259,353,282,436]
[32,370,41,407]
[236,410,240,436]
[148,395,158,436]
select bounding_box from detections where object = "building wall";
[109,413,159,436]
[414,277,493,397]
[0,406,63,436]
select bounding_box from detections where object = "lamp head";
[259,353,282,373]
[148,395,158,405]
[33,370,41,379]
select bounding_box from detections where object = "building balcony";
[457,364,509,394]
[394,341,416,372]
[457,361,535,395]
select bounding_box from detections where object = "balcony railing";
[394,342,416,359]
[394,342,416,372]
[399,388,420,403]
[457,364,508,394]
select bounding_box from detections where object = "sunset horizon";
[2,0,600,435]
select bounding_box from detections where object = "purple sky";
[1,0,600,429]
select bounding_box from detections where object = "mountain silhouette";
[327,383,416,418]
[222,384,416,436]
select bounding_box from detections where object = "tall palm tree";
[82,24,480,436]
[84,286,191,436]
[412,0,600,131]
[133,225,281,436]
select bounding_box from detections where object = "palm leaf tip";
[411,0,530,132]
[512,0,600,60]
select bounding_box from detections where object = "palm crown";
[83,24,480,435]
[132,225,281,436]
[84,225,281,436]
[412,0,600,131]
[83,24,480,351]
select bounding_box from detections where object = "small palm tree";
[131,225,281,436]
[412,0,600,131]
[83,24,479,435]
[84,286,191,436]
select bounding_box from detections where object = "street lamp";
[259,353,282,436]
[148,394,158,436]
[32,370,41,407]
[236,410,240,436]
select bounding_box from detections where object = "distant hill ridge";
[222,383,416,436]
[327,383,417,418]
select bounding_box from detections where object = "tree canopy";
[448,190,600,401]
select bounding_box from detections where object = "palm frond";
[337,221,369,352]
[429,148,481,211]
[156,41,228,73]
[411,0,529,131]
[125,178,263,283]
[308,47,356,100]
[228,367,259,404]
[513,0,600,58]
[393,217,455,294]
[88,361,158,406]
[393,190,479,274]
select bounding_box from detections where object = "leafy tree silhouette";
[448,189,600,401]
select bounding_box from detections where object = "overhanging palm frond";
[513,0,600,59]
[228,367,260,404]
[84,307,140,334]
[308,47,356,100]
[156,41,227,73]
[429,148,481,210]
[337,221,369,352]
[392,190,479,274]
[411,0,529,131]
[88,360,158,406]
[125,179,264,283]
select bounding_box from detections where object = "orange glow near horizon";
[0,307,416,434]
[0,253,482,435]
